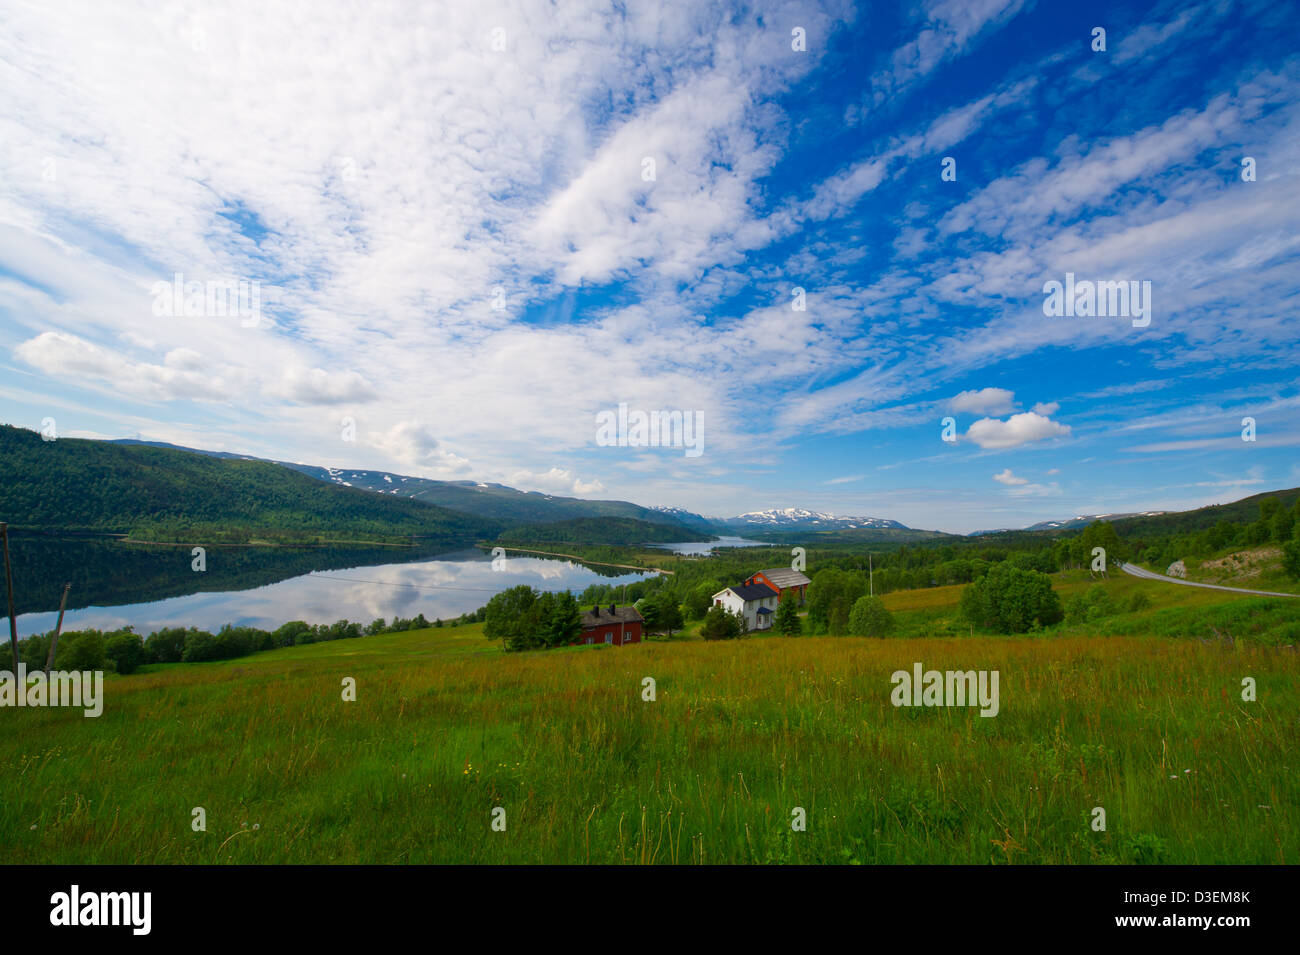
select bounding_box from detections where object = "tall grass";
[1,617,1293,864]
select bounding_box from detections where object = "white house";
[711,581,780,632]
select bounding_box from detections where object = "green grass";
[2,590,1296,864]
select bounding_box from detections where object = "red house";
[576,604,644,646]
[745,567,812,605]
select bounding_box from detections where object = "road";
[1119,561,1299,598]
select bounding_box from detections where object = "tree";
[271,620,311,648]
[848,595,894,637]
[806,568,867,634]
[532,591,581,649]
[1282,539,1300,581]
[775,593,802,636]
[105,630,146,674]
[145,627,189,663]
[648,592,684,636]
[959,563,1063,633]
[54,630,108,671]
[701,605,743,641]
[483,584,537,649]
[684,581,720,620]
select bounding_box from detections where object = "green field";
[2,570,1295,865]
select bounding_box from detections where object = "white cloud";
[966,411,1071,449]
[509,467,605,496]
[951,387,1016,415]
[993,468,1028,485]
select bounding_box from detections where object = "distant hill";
[495,516,702,546]
[1109,489,1300,538]
[113,440,700,529]
[1,426,497,544]
[964,489,1300,545]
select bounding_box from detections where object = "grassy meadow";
[2,567,1296,865]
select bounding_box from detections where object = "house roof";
[580,605,643,628]
[759,567,812,589]
[726,582,779,602]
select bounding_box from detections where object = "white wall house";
[711,581,780,632]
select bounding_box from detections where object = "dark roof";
[730,582,779,602]
[581,605,643,628]
[759,567,811,588]
[755,606,775,614]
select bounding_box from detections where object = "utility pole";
[869,553,874,598]
[44,583,72,676]
[2,523,18,674]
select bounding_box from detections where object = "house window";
[605,632,613,644]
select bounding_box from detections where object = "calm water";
[10,542,653,638]
[648,536,767,555]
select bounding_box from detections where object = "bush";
[1124,591,1151,613]
[105,631,147,674]
[848,595,894,637]
[960,564,1063,633]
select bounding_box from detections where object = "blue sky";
[1,0,1297,532]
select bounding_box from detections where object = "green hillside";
[496,516,701,545]
[0,425,498,544]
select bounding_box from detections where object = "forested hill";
[495,516,702,546]
[0,425,499,544]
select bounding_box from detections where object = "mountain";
[647,505,717,534]
[111,440,698,529]
[2,426,497,544]
[717,508,908,530]
[1024,512,1168,531]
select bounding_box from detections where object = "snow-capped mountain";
[1024,511,1167,531]
[720,508,908,529]
[648,505,716,533]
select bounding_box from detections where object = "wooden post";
[44,582,71,676]
[2,523,18,673]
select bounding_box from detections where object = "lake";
[648,536,768,555]
[6,537,654,638]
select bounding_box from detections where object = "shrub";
[848,595,894,637]
[1124,591,1151,613]
[960,564,1063,633]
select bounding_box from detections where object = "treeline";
[12,612,479,673]
[495,517,698,546]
